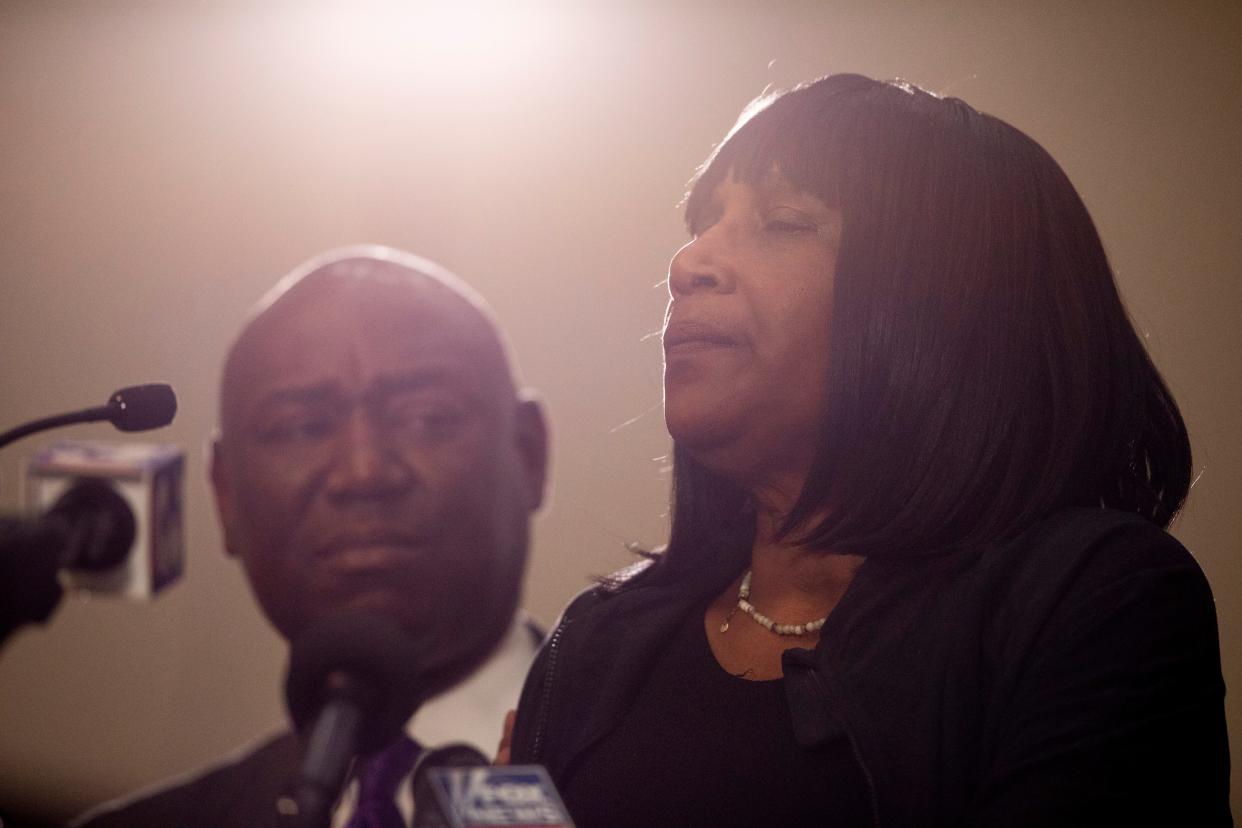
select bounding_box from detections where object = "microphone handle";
[0,516,68,645]
[278,673,372,828]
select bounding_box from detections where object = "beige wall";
[1,1,1238,820]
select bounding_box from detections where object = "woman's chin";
[665,404,732,449]
[666,409,753,474]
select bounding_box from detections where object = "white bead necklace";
[719,570,829,636]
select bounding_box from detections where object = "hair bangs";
[684,82,858,232]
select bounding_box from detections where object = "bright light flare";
[284,3,572,95]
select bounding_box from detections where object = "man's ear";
[513,392,549,513]
[209,433,241,559]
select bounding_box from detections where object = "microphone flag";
[26,439,184,598]
[418,765,575,828]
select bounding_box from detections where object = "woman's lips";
[662,320,741,354]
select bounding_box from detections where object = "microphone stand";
[0,407,114,449]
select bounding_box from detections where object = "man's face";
[212,265,545,685]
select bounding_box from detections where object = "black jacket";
[72,732,299,828]
[511,508,1231,826]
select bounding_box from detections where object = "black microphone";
[0,516,67,645]
[280,613,425,828]
[25,441,184,600]
[44,477,136,571]
[0,383,177,449]
[103,384,177,432]
[0,477,141,645]
[411,744,575,828]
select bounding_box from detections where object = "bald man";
[77,247,548,827]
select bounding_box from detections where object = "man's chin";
[320,590,426,629]
[288,587,516,695]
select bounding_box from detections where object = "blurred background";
[1,0,1238,821]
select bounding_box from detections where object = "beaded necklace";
[719,570,828,636]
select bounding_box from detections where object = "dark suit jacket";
[73,618,545,827]
[73,731,300,828]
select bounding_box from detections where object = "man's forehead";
[258,248,487,311]
[251,263,490,351]
[268,257,479,317]
[221,256,514,422]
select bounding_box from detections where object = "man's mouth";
[315,533,423,567]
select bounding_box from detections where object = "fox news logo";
[430,766,573,827]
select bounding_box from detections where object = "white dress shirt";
[331,613,541,826]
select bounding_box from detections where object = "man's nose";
[326,410,413,501]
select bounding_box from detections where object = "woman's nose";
[667,234,735,298]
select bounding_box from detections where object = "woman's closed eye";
[762,208,821,235]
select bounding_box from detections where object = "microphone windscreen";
[285,612,424,754]
[49,477,135,570]
[108,384,177,431]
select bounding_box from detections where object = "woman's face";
[663,170,842,499]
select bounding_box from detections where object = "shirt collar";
[405,611,540,755]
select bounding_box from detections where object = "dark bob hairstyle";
[656,73,1190,575]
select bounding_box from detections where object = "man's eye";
[385,400,469,441]
[256,412,339,444]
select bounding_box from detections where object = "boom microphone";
[411,745,575,828]
[104,384,178,432]
[0,383,177,449]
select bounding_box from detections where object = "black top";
[560,599,872,827]
[512,509,1231,826]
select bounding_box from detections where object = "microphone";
[0,383,177,449]
[0,439,186,645]
[0,516,68,644]
[43,477,135,570]
[25,440,185,599]
[411,744,575,828]
[103,384,178,432]
[0,477,136,643]
[280,613,425,828]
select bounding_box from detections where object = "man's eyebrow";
[256,382,343,409]
[250,367,486,415]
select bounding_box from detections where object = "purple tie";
[344,735,421,828]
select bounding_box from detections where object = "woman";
[509,74,1230,826]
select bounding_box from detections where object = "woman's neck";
[701,501,864,682]
[747,539,864,615]
[747,505,864,617]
